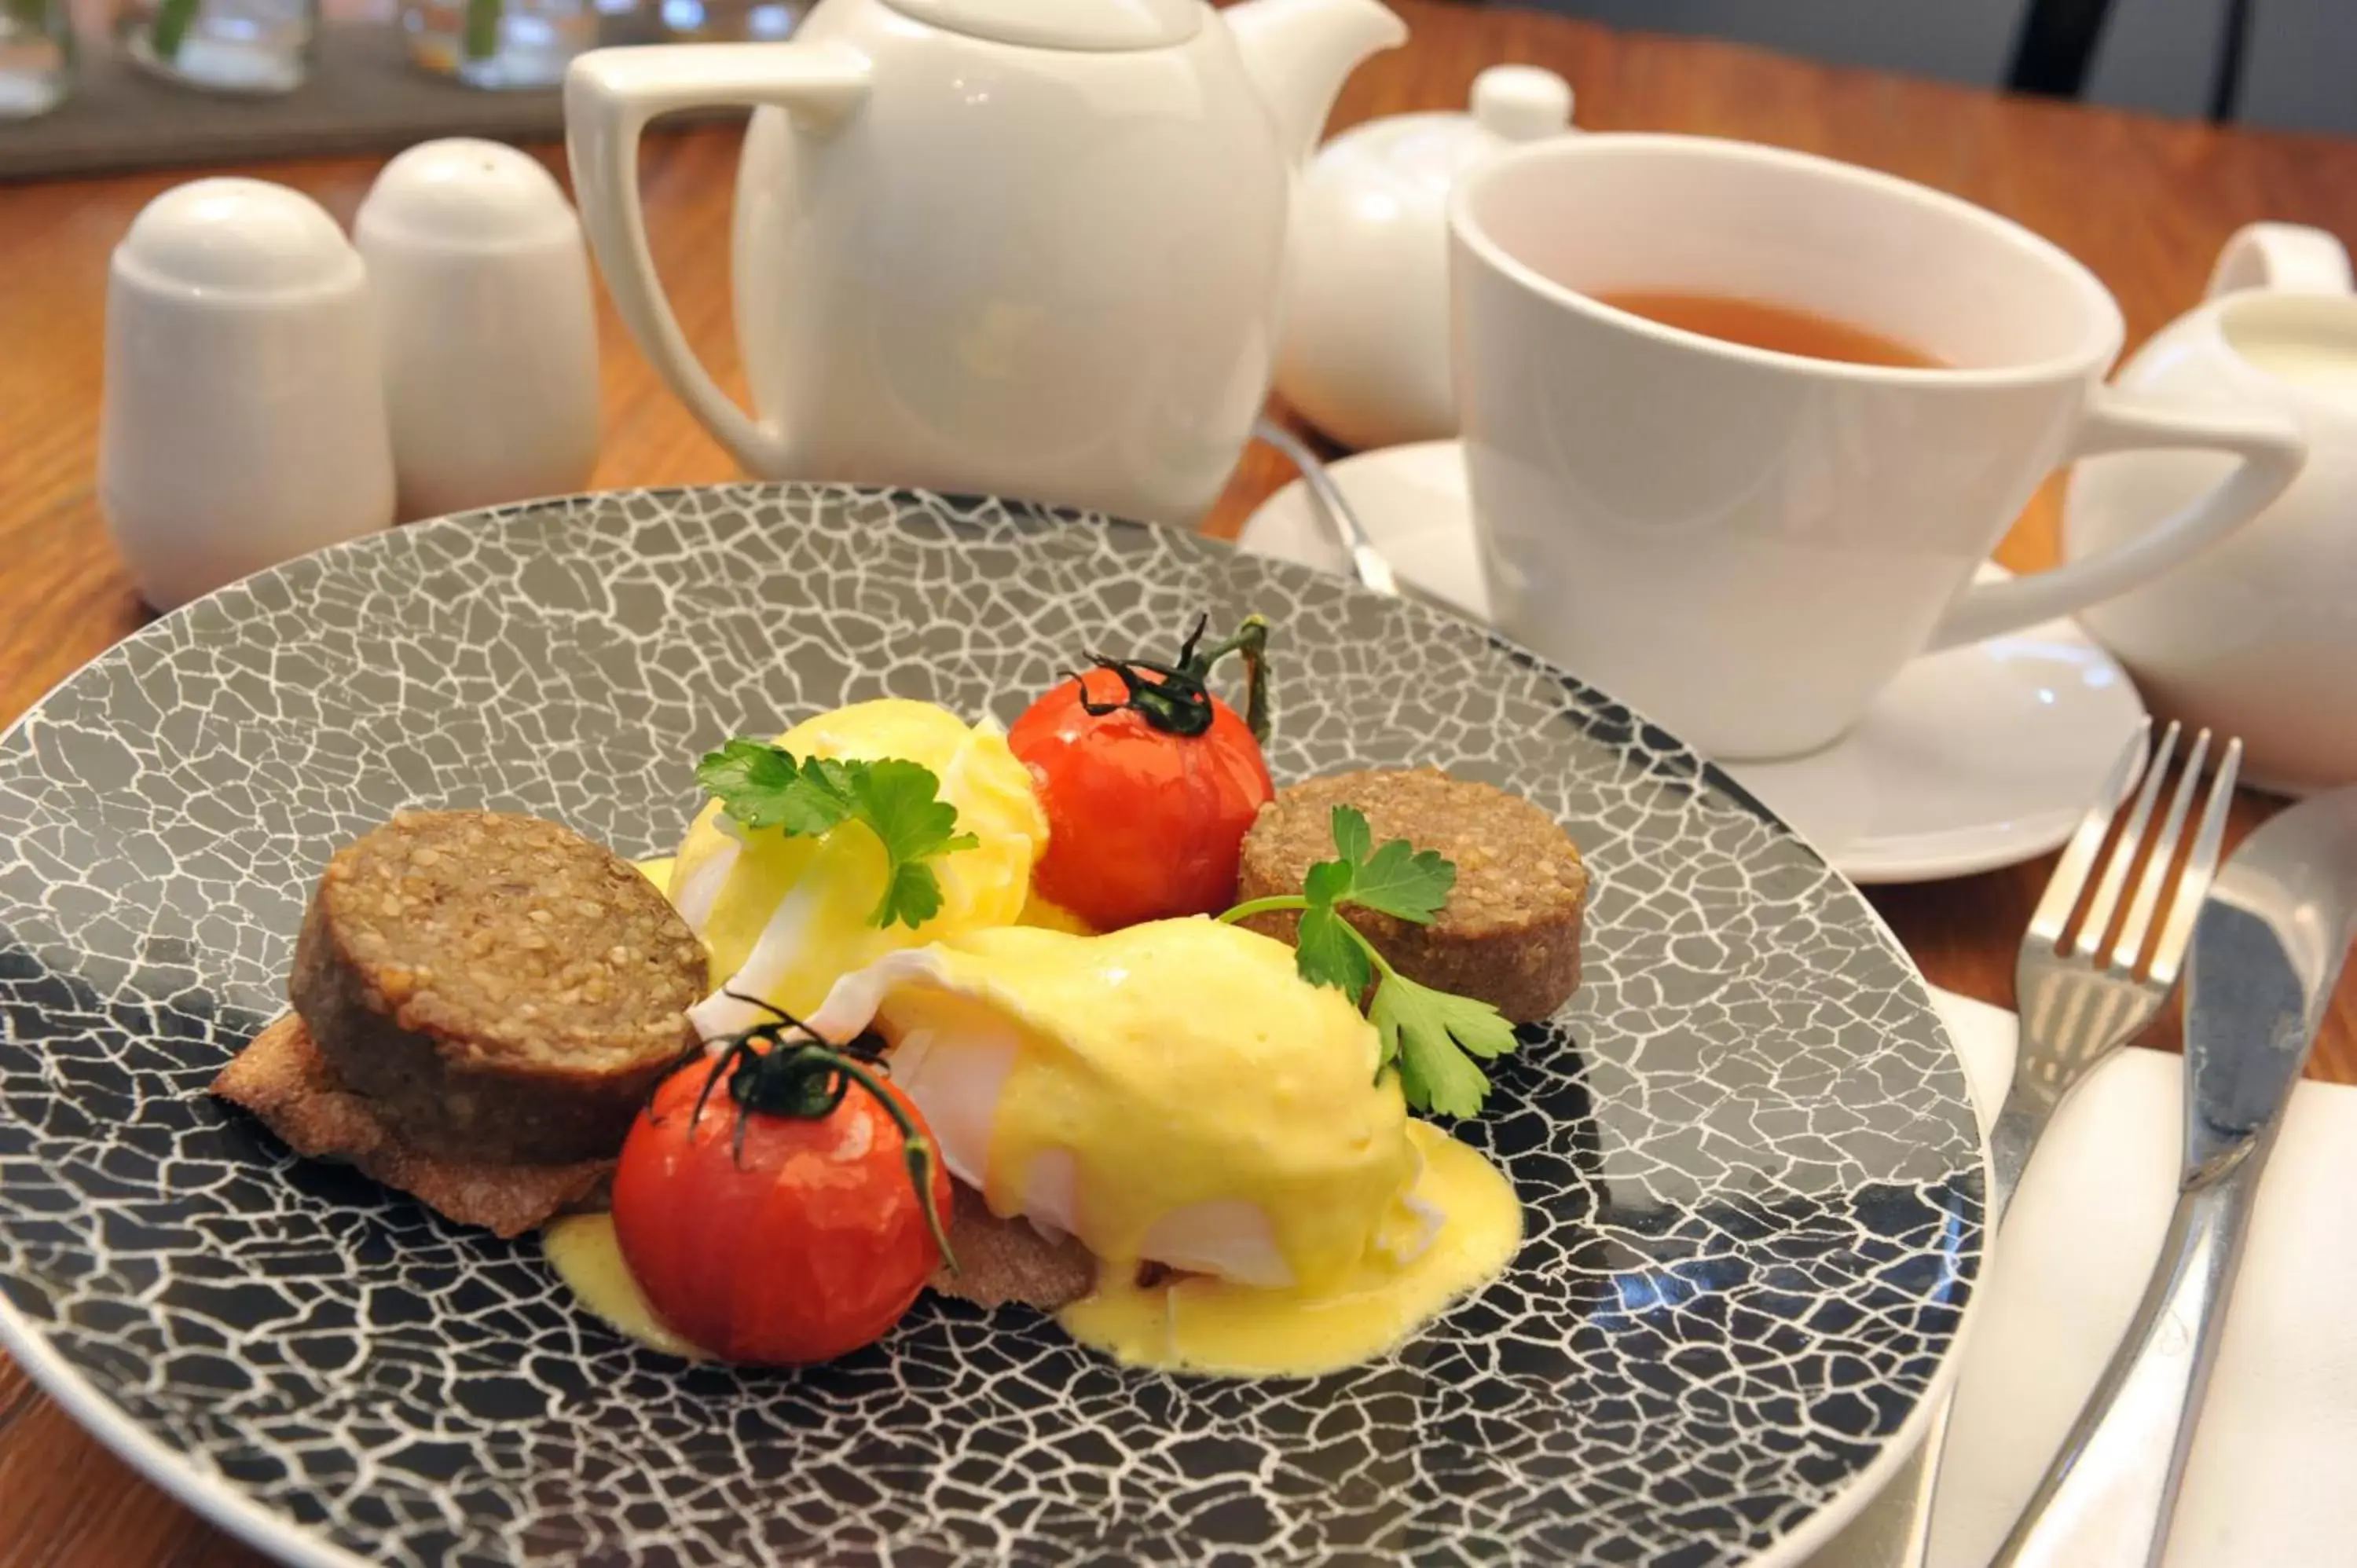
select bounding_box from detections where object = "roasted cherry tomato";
[1009,614,1274,932]
[611,1018,955,1365]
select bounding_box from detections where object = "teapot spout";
[1226,0,1407,167]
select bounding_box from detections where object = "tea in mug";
[1591,291,1942,369]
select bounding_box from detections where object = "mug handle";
[2204,221,2354,299]
[1924,390,2305,651]
[564,44,872,475]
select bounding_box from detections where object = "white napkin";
[1886,988,2357,1568]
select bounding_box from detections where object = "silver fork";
[1900,715,2243,1565]
[1988,716,2242,1225]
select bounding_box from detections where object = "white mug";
[1446,134,2308,762]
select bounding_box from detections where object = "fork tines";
[2029,717,2243,983]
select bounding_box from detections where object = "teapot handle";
[2205,221,2353,300]
[564,45,871,475]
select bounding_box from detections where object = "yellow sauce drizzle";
[879,921,1420,1296]
[1014,889,1094,936]
[542,1213,703,1360]
[1057,1122,1522,1378]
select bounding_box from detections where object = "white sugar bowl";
[355,138,602,522]
[2064,222,2357,795]
[1274,64,1574,451]
[99,178,396,613]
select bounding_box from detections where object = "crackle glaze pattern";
[0,486,1981,1567]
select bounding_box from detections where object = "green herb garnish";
[1219,806,1518,1116]
[695,740,980,931]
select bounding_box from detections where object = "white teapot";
[2065,222,2357,795]
[564,0,1406,527]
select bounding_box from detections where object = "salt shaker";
[354,138,602,522]
[100,178,396,613]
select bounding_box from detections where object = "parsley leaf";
[1301,855,1357,915]
[1343,837,1455,922]
[1222,802,1520,1116]
[695,738,819,830]
[850,758,980,929]
[1308,806,1455,923]
[1295,901,1371,1000]
[1369,973,1518,1117]
[1331,802,1373,866]
[695,740,981,930]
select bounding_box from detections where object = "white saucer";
[1239,440,2150,885]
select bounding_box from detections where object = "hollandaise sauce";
[1014,889,1095,936]
[662,700,1050,1018]
[876,920,1422,1295]
[1058,1122,1522,1378]
[543,1214,704,1359]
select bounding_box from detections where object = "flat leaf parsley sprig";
[696,739,979,931]
[1219,807,1519,1117]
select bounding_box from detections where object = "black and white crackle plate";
[0,485,1985,1568]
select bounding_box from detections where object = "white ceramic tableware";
[563,0,1404,529]
[99,177,395,613]
[2063,222,2357,797]
[355,137,602,522]
[1240,438,2150,885]
[1275,63,1573,451]
[1721,588,2149,887]
[1446,134,2306,762]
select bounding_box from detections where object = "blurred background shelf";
[0,0,759,181]
[0,21,570,179]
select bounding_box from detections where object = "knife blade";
[1992,784,2357,1568]
[2180,802,2357,1181]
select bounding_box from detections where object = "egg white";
[790,931,1442,1291]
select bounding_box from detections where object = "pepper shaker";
[99,178,397,612]
[354,138,603,522]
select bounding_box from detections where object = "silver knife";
[1991,783,2357,1568]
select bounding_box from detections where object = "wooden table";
[4,2,2355,1561]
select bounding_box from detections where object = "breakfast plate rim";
[0,479,1986,1568]
[0,1289,364,1568]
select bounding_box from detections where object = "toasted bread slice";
[212,1014,612,1239]
[928,1181,1099,1312]
[220,1015,1104,1305]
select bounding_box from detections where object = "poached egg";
[802,917,1523,1376]
[667,698,1049,1031]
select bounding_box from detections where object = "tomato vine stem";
[1065,611,1273,744]
[647,991,960,1276]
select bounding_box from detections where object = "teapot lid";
[1305,64,1571,196]
[883,0,1199,50]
